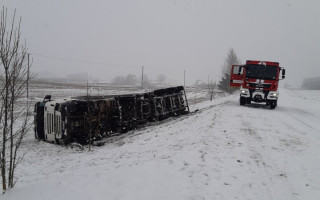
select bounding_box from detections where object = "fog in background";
[3,0,320,87]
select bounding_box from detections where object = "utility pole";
[141,66,144,91]
[87,80,89,97]
[86,79,91,151]
[27,53,30,98]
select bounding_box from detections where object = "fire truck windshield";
[245,65,278,80]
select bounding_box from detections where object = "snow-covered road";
[3,89,320,200]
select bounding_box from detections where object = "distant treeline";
[301,77,320,90]
[112,74,167,86]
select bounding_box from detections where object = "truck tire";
[270,100,277,109]
[240,97,246,106]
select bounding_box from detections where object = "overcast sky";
[3,0,320,87]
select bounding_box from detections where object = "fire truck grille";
[249,83,271,89]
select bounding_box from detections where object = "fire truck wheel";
[240,97,246,106]
[270,100,277,109]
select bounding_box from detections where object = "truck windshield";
[245,64,278,80]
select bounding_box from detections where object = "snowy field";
[2,87,320,200]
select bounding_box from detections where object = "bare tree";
[126,74,138,85]
[156,74,167,85]
[301,77,320,90]
[112,74,138,86]
[112,75,126,85]
[0,7,32,193]
[208,81,217,101]
[218,48,241,93]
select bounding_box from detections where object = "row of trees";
[1,8,31,193]
[301,77,320,90]
[111,47,241,93]
[112,74,167,85]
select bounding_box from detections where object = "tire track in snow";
[240,119,290,200]
[281,109,320,134]
[217,99,301,200]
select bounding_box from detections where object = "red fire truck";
[230,60,285,109]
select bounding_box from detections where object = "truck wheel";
[240,97,246,106]
[270,100,277,109]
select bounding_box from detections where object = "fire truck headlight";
[241,90,248,94]
[269,92,277,97]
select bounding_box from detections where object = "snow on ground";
[2,89,320,200]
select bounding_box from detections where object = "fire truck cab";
[230,60,285,109]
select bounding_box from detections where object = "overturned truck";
[34,86,189,144]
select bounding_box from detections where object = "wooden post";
[27,53,30,98]
[87,80,89,97]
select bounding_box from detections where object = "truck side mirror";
[282,68,286,79]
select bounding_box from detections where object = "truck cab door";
[230,65,244,88]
